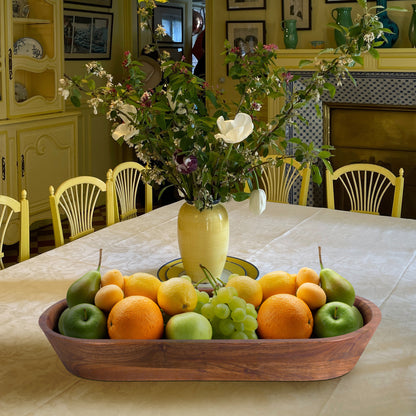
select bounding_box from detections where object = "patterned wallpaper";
[287,71,416,206]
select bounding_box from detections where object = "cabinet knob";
[1,157,5,180]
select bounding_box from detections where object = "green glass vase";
[281,19,298,49]
[331,7,353,46]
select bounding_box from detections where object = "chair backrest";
[0,190,30,269]
[107,161,152,223]
[326,163,404,218]
[49,176,115,247]
[259,156,311,206]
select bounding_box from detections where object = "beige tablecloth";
[1,200,415,416]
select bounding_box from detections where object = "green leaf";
[324,82,336,98]
[70,96,81,107]
[299,59,313,68]
[311,165,322,185]
[351,55,364,66]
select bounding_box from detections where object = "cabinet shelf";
[13,18,51,25]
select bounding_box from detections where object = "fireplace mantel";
[275,48,416,72]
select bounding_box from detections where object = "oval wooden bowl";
[39,296,381,382]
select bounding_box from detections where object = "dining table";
[0,199,415,416]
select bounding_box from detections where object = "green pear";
[318,247,355,306]
[66,249,102,308]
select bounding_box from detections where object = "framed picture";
[152,5,184,44]
[282,0,311,30]
[64,9,113,60]
[226,21,265,56]
[227,0,266,10]
[325,0,353,3]
[64,0,112,7]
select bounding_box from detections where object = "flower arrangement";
[60,0,390,212]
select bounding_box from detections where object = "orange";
[124,272,161,302]
[258,271,297,299]
[157,277,198,315]
[101,269,124,290]
[295,267,320,288]
[225,275,263,308]
[94,284,124,312]
[296,282,326,310]
[107,295,164,339]
[257,294,313,339]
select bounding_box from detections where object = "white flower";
[112,123,139,142]
[167,91,187,115]
[58,87,70,100]
[249,189,267,215]
[215,113,254,144]
[111,104,139,142]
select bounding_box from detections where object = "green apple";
[352,305,364,329]
[59,303,107,339]
[313,301,363,338]
[165,312,212,340]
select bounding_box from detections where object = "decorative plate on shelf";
[15,82,28,102]
[13,37,43,59]
[157,256,259,282]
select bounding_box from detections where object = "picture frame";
[64,9,113,60]
[324,0,353,3]
[227,0,266,10]
[282,0,311,30]
[64,0,112,7]
[152,5,184,44]
[226,20,266,55]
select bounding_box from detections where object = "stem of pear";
[97,249,102,272]
[318,246,324,270]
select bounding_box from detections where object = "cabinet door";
[17,116,77,218]
[6,0,64,119]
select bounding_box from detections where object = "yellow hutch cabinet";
[0,0,78,244]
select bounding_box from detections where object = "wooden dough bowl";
[39,296,381,382]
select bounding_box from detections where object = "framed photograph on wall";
[152,5,184,44]
[64,9,113,60]
[227,0,266,10]
[64,0,112,7]
[226,20,266,55]
[282,0,311,30]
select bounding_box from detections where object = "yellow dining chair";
[107,161,152,223]
[0,190,30,269]
[326,163,404,218]
[49,174,115,247]
[253,156,311,206]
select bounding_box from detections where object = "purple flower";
[174,151,198,174]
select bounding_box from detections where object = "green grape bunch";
[195,287,258,340]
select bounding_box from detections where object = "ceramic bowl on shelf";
[39,296,381,382]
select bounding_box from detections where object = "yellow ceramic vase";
[177,202,229,283]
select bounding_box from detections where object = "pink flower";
[264,44,278,51]
[282,72,294,82]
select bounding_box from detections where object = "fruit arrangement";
[58,248,364,341]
